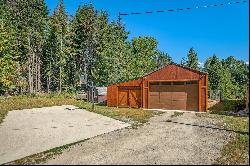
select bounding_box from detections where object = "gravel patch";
[44,112,232,165]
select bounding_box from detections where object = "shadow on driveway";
[165,120,249,135]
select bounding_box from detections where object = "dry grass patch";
[170,112,184,118]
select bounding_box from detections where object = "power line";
[119,0,248,16]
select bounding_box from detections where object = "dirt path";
[44,112,232,165]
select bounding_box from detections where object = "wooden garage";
[107,64,208,112]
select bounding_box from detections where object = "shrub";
[209,99,245,115]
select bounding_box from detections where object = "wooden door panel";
[148,92,160,109]
[129,89,141,108]
[148,82,198,111]
[159,91,172,109]
[118,90,129,107]
[171,92,187,110]
[186,84,198,111]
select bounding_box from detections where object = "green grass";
[208,99,245,115]
[76,102,162,127]
[0,93,77,124]
[196,113,249,165]
[170,112,184,118]
[215,115,249,165]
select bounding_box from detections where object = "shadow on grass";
[165,120,249,135]
[95,102,107,106]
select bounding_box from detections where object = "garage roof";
[143,63,207,78]
[108,63,207,86]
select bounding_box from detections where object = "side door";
[129,89,141,108]
[118,89,129,107]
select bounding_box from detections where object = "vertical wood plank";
[116,86,118,107]
[147,80,150,109]
[206,74,208,111]
[141,78,144,108]
[198,79,201,112]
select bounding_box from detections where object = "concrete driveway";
[0,105,130,164]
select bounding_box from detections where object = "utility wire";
[119,0,248,16]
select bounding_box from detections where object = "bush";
[222,99,245,112]
[209,99,245,115]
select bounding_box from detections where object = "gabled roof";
[143,63,207,78]
[107,63,207,86]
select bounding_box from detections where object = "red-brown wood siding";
[107,79,142,107]
[107,64,208,112]
[107,85,118,107]
[144,65,201,81]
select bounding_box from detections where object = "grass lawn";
[75,102,162,127]
[196,113,249,165]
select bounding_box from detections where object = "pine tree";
[0,1,19,94]
[42,19,58,92]
[43,0,68,92]
[106,20,131,84]
[154,51,172,68]
[5,0,48,94]
[71,4,97,88]
[186,47,199,70]
[218,67,236,99]
[204,54,222,91]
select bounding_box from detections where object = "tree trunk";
[28,56,32,94]
[59,65,62,93]
[59,33,63,93]
[47,75,50,93]
[32,50,35,94]
[37,55,41,92]
[28,36,33,94]
[35,53,38,93]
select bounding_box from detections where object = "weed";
[170,112,184,118]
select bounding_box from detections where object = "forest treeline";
[0,0,249,99]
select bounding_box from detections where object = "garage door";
[148,81,198,111]
[118,86,141,108]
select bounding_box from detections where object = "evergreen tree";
[5,0,48,94]
[71,4,97,87]
[186,47,199,70]
[222,56,249,98]
[0,1,19,94]
[154,51,172,68]
[218,67,237,99]
[42,18,58,92]
[130,36,158,78]
[105,20,131,84]
[204,54,222,92]
[42,0,68,92]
